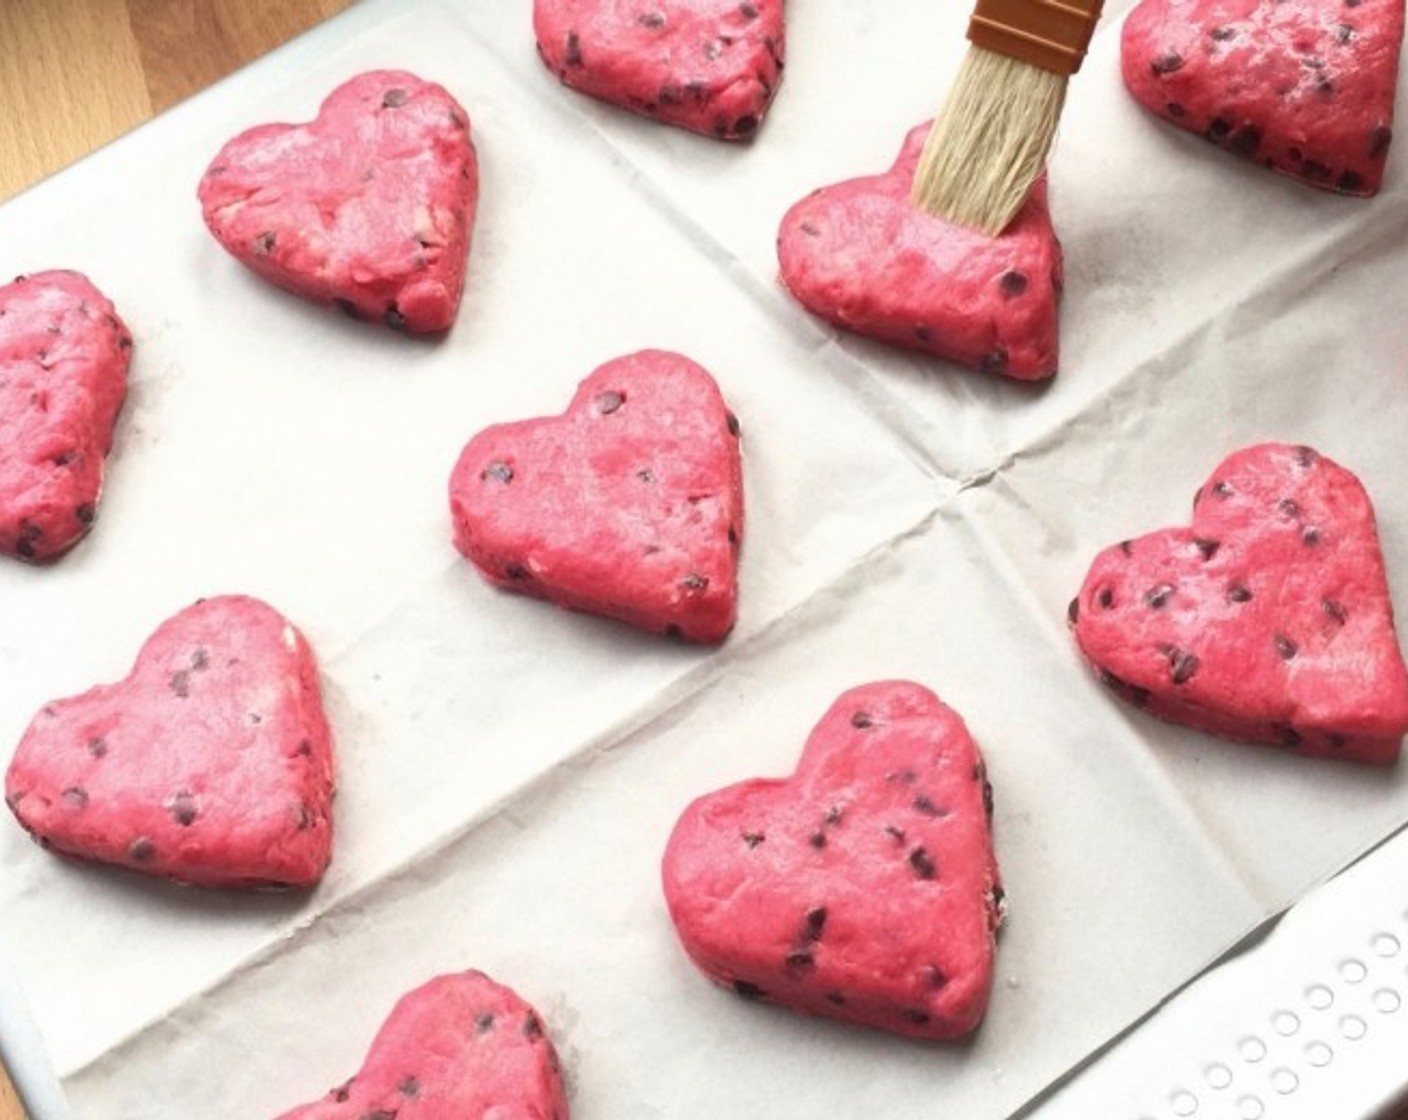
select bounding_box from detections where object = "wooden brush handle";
[0,1056,27,1120]
[968,0,1105,76]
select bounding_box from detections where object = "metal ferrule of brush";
[967,0,1104,77]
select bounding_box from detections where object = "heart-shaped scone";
[198,70,477,333]
[274,971,568,1120]
[1122,0,1403,195]
[534,0,785,139]
[1070,444,1408,764]
[0,271,131,562]
[449,349,743,643]
[662,681,1003,1040]
[778,124,1064,380]
[4,596,335,887]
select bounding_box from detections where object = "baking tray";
[2,1,1406,1116]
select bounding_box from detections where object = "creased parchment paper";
[0,1,1405,1117]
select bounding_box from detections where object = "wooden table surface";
[0,3,350,1113]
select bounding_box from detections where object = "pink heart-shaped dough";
[0,271,131,562]
[534,0,785,139]
[198,70,477,333]
[662,681,1003,1040]
[274,971,568,1120]
[1122,0,1403,195]
[5,596,335,887]
[778,124,1064,380]
[1071,444,1408,763]
[449,349,744,643]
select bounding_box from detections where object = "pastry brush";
[911,0,1105,235]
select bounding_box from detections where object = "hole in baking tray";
[1373,933,1401,958]
[1305,983,1334,1010]
[1339,1013,1367,1041]
[1272,1010,1300,1036]
[1305,1040,1333,1067]
[1236,1094,1265,1119]
[1340,958,1368,984]
[1170,1089,1198,1116]
[1373,987,1401,1014]
[1204,1062,1233,1090]
[1271,1068,1299,1095]
[1238,1036,1267,1063]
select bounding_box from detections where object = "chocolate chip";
[1302,526,1321,546]
[169,670,190,698]
[1210,25,1236,40]
[925,965,949,990]
[727,525,739,545]
[1278,498,1300,518]
[784,949,815,971]
[192,647,209,671]
[1119,540,1133,555]
[522,1014,543,1039]
[399,1076,420,1097]
[1337,23,1356,43]
[1067,597,1079,624]
[87,736,108,758]
[887,769,916,784]
[884,824,906,844]
[1194,538,1220,560]
[1206,118,1232,143]
[334,298,361,320]
[914,325,933,343]
[1322,598,1348,624]
[505,564,529,581]
[998,269,1029,297]
[253,231,276,256]
[726,411,741,437]
[482,461,513,483]
[742,830,765,848]
[803,907,827,941]
[639,11,666,27]
[1337,170,1364,193]
[733,980,764,999]
[565,31,583,66]
[1169,649,1200,684]
[167,790,198,827]
[1227,583,1253,603]
[903,1009,932,1024]
[851,711,873,729]
[1301,159,1332,181]
[982,778,995,819]
[1274,634,1299,660]
[62,786,88,809]
[680,573,709,593]
[1279,725,1303,748]
[1231,126,1262,155]
[1369,126,1393,158]
[332,1080,353,1103]
[739,1,760,17]
[908,846,937,880]
[129,837,155,862]
[475,1012,495,1032]
[1213,480,1233,499]
[732,114,759,137]
[798,221,821,236]
[296,739,312,756]
[1098,587,1115,609]
[1167,101,1187,118]
[980,347,1009,375]
[636,467,656,483]
[665,623,684,639]
[1146,583,1174,609]
[382,88,409,108]
[809,831,826,849]
[1151,52,1185,74]
[912,795,947,818]
[596,390,624,414]
[75,503,95,525]
[824,804,844,826]
[385,305,407,331]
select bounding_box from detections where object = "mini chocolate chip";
[399,1076,420,1097]
[739,1,759,17]
[167,790,198,826]
[1213,480,1233,499]
[1336,22,1356,42]
[726,411,741,437]
[887,768,916,784]
[1228,583,1253,603]
[732,114,759,137]
[1278,498,1300,518]
[1119,540,1133,555]
[983,778,995,818]
[382,88,409,108]
[596,390,624,414]
[665,623,684,639]
[980,347,1009,374]
[1098,587,1115,609]
[803,907,827,940]
[1151,52,1185,74]
[1169,649,1200,685]
[1369,125,1393,158]
[332,1080,353,1103]
[1167,101,1187,117]
[785,949,815,971]
[909,846,937,880]
[1206,118,1232,142]
[1274,634,1299,660]
[903,1009,932,1024]
[1067,597,1079,624]
[1231,126,1262,155]
[996,269,1030,298]
[680,573,709,592]
[253,231,276,256]
[733,980,764,999]
[475,1012,495,1032]
[334,298,361,320]
[824,805,844,825]
[728,525,739,545]
[798,221,821,236]
[639,11,666,27]
[914,325,933,343]
[1146,583,1174,609]
[912,795,946,818]
[1279,725,1303,747]
[636,467,656,483]
[1301,159,1332,181]
[925,965,949,989]
[482,461,513,483]
[170,670,191,698]
[87,736,108,758]
[851,711,873,729]
[296,738,312,756]
[565,31,583,66]
[884,824,906,843]
[742,830,765,848]
[62,786,88,809]
[522,1013,543,1039]
[52,449,78,467]
[75,503,95,525]
[1210,25,1235,40]
[1322,598,1348,624]
[1194,538,1220,560]
[385,305,407,331]
[505,564,529,581]
[1302,526,1321,546]
[809,831,826,849]
[192,647,209,671]
[1316,77,1335,96]
[129,837,155,862]
[1337,170,1364,193]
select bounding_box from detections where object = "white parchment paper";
[0,1,1405,1117]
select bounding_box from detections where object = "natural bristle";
[910,47,1068,236]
